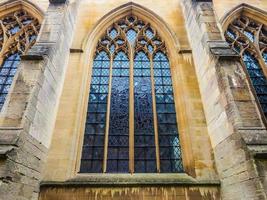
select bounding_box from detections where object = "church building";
[0,0,267,199]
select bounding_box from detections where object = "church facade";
[0,0,267,199]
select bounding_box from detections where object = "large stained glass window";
[80,15,183,173]
[225,16,267,118]
[0,10,41,110]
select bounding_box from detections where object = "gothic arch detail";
[80,15,183,174]
[0,1,42,109]
[225,7,267,119]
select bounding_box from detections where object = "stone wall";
[0,0,267,199]
[179,0,267,199]
[0,0,79,199]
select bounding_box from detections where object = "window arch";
[225,15,267,118]
[80,15,183,173]
[0,9,41,110]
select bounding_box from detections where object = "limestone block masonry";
[0,0,267,199]
[0,0,78,199]
[180,0,267,199]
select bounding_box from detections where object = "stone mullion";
[149,55,160,172]
[129,45,134,173]
[103,54,113,173]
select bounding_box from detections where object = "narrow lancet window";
[134,51,156,173]
[80,51,110,173]
[107,51,130,173]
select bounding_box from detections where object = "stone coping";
[41,174,220,187]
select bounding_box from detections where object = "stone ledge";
[70,48,84,53]
[21,54,44,61]
[41,174,220,187]
[247,144,267,158]
[0,128,21,145]
[239,128,267,145]
[0,145,15,158]
[208,41,240,59]
[21,43,55,61]
[178,49,192,54]
[49,0,69,4]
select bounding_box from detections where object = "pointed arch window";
[80,15,183,173]
[225,16,267,118]
[0,10,41,110]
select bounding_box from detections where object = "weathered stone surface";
[0,0,267,200]
[180,0,267,199]
[0,0,79,199]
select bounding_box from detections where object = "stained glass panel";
[109,28,118,39]
[107,51,129,173]
[80,51,110,173]
[243,52,267,117]
[134,51,156,173]
[263,52,267,64]
[126,29,137,44]
[81,15,184,174]
[244,30,254,42]
[153,52,183,173]
[0,53,20,110]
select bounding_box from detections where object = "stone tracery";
[0,10,40,109]
[226,16,267,118]
[80,15,183,173]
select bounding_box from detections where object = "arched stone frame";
[73,2,197,177]
[221,3,267,32]
[0,0,43,115]
[0,0,44,21]
[221,3,267,125]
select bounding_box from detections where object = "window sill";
[41,173,220,187]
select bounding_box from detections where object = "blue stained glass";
[153,52,183,173]
[116,39,124,45]
[81,17,185,174]
[154,40,161,45]
[29,35,37,42]
[244,30,254,42]
[109,28,118,39]
[110,44,115,54]
[9,25,20,35]
[22,18,32,25]
[0,53,21,110]
[80,51,110,173]
[128,16,135,23]
[148,45,153,54]
[107,51,129,173]
[140,40,147,45]
[243,52,267,118]
[126,29,137,44]
[146,28,154,39]
[227,29,236,40]
[263,52,267,64]
[134,52,156,173]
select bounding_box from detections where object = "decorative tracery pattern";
[80,15,183,173]
[0,10,40,109]
[225,16,267,118]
